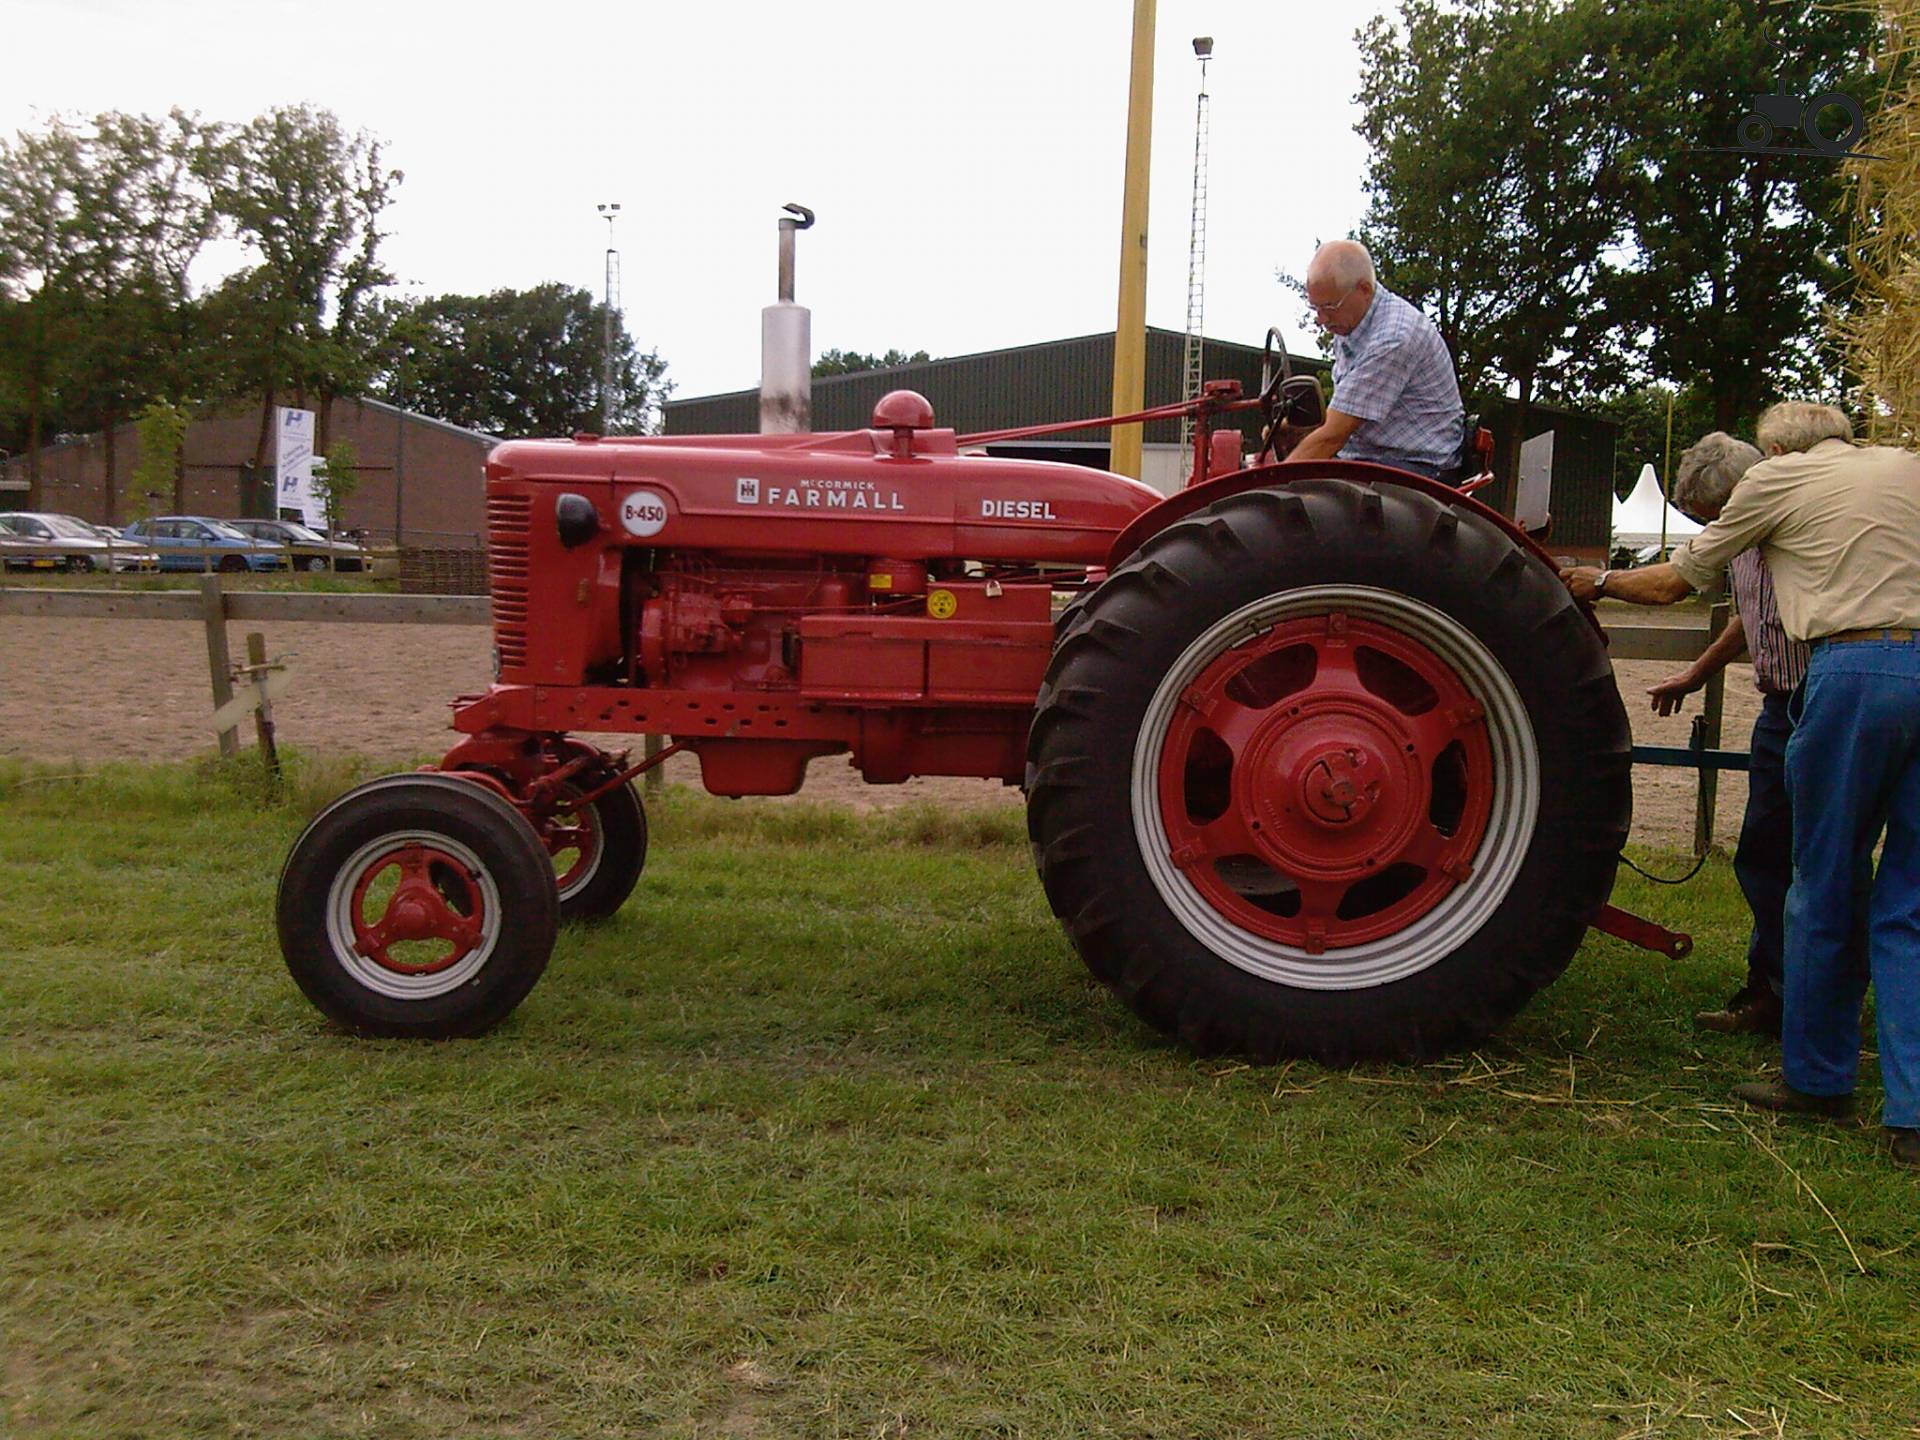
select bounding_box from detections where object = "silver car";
[0,517,63,571]
[226,517,372,572]
[0,511,160,573]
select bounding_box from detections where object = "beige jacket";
[1668,438,1920,642]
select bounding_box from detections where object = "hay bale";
[1837,2,1920,441]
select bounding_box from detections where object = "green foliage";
[1352,0,1873,434]
[212,104,401,463]
[129,398,187,517]
[0,105,678,484]
[1355,0,1628,410]
[812,347,933,377]
[1584,0,1873,427]
[2,763,1919,1434]
[316,436,361,532]
[1590,384,1722,497]
[370,284,673,437]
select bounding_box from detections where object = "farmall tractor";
[277,360,1654,1063]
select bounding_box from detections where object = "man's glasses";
[1309,283,1359,316]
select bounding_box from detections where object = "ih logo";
[736,477,760,504]
[619,490,668,537]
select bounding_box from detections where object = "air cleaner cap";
[871,390,934,431]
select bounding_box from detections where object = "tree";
[370,284,671,437]
[0,110,224,514]
[0,118,87,508]
[131,399,188,519]
[812,347,932,377]
[1585,0,1874,429]
[1588,383,1720,498]
[213,105,400,465]
[1354,0,1631,459]
[316,436,362,537]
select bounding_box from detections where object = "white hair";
[1309,240,1376,291]
[1672,432,1761,517]
[1755,401,1852,454]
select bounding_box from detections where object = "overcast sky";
[6,0,1391,402]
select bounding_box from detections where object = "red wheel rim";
[544,787,603,896]
[1156,612,1494,954]
[348,843,487,975]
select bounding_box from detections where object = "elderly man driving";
[1563,402,1920,1169]
[1286,240,1465,482]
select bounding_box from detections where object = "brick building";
[0,398,495,546]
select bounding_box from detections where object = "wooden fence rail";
[1,584,1731,837]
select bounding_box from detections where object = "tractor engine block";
[448,394,1166,795]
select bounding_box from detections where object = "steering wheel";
[1259,326,1292,417]
[1257,326,1294,460]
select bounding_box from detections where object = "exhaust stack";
[760,203,814,433]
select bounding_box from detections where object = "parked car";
[0,516,62,572]
[225,517,371,572]
[0,511,160,573]
[123,515,285,573]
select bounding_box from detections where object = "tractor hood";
[487,424,1165,568]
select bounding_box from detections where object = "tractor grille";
[486,493,532,672]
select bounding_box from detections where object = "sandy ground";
[0,614,1759,849]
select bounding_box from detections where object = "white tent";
[1612,462,1702,551]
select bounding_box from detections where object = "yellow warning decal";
[927,588,959,619]
[870,574,893,590]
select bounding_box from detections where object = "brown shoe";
[1731,1079,1855,1120]
[1890,1129,1920,1169]
[1697,990,1782,1036]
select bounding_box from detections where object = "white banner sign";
[275,406,320,526]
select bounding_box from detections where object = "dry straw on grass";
[1837,1,1920,439]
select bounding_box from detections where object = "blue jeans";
[1782,637,1920,1126]
[1733,691,1795,1001]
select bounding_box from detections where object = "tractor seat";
[1446,413,1494,489]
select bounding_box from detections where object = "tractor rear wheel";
[1026,476,1631,1063]
[277,773,559,1037]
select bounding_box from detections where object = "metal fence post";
[1693,599,1731,855]
[200,574,238,757]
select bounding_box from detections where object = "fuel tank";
[486,416,1164,569]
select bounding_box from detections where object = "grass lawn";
[2,759,1916,1438]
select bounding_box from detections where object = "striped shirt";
[1330,285,1465,479]
[1728,550,1809,695]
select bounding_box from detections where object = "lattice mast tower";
[598,202,622,432]
[1180,37,1214,452]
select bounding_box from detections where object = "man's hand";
[1560,566,1605,603]
[1646,666,1706,717]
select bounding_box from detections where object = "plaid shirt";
[1330,285,1465,478]
[1728,549,1810,695]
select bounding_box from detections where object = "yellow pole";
[1660,386,1673,555]
[1109,0,1156,481]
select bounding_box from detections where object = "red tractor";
[277,366,1644,1062]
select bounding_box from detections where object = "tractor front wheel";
[277,773,559,1037]
[1026,475,1631,1063]
[547,771,648,924]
